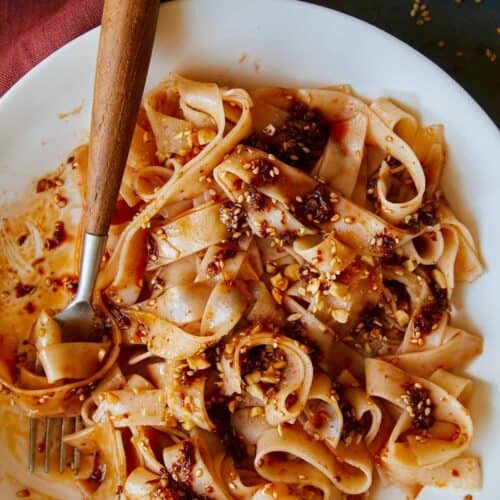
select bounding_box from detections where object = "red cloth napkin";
[0,0,104,96]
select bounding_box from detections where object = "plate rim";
[0,0,498,139]
[0,1,498,498]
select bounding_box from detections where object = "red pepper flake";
[330,120,348,143]
[336,258,364,286]
[36,178,55,193]
[401,200,439,233]
[171,440,196,487]
[309,406,330,429]
[285,392,298,410]
[102,294,131,330]
[44,221,66,250]
[17,234,28,246]
[292,184,333,226]
[113,311,131,331]
[245,186,270,211]
[240,345,282,375]
[233,178,243,191]
[14,282,35,298]
[401,382,435,430]
[207,245,238,277]
[419,201,439,226]
[178,365,206,386]
[371,231,402,264]
[32,257,45,267]
[414,284,448,337]
[62,275,79,293]
[16,489,31,498]
[248,157,280,187]
[246,100,329,171]
[278,230,298,246]
[54,193,68,208]
[24,302,36,314]
[219,201,248,237]
[259,219,270,237]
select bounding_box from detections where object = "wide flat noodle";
[2,75,484,500]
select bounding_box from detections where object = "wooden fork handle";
[86,0,160,236]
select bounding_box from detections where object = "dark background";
[306,0,499,125]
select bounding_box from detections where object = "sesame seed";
[485,48,497,62]
[262,124,276,136]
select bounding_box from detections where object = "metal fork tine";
[59,418,66,473]
[28,418,37,473]
[43,418,51,473]
[72,416,81,475]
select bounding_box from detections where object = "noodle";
[0,75,483,499]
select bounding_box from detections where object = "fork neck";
[73,232,107,303]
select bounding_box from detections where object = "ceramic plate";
[1,0,499,498]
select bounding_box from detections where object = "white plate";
[1,0,499,498]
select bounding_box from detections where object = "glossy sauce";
[0,147,86,495]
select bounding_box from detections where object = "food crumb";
[437,40,446,48]
[16,489,30,498]
[239,53,247,63]
[57,100,84,121]
[485,48,497,62]
[253,60,261,73]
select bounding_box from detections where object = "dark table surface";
[307,0,499,126]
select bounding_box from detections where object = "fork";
[28,0,160,473]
